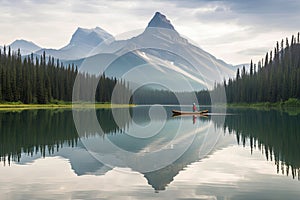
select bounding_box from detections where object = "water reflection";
[0,108,130,165]
[75,105,220,174]
[0,106,299,192]
[0,110,78,165]
[220,108,300,180]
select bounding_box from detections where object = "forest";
[221,32,300,104]
[0,46,131,104]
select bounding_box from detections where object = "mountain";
[9,39,41,55]
[75,12,235,90]
[147,11,175,30]
[14,12,234,90]
[35,27,114,60]
[68,27,113,47]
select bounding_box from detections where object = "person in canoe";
[193,103,197,112]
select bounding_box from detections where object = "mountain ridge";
[9,39,41,55]
[2,12,235,89]
[34,26,114,60]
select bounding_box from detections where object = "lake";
[0,106,299,199]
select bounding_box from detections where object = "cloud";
[238,47,270,56]
[177,0,300,31]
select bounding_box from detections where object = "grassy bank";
[0,102,135,111]
[227,98,300,108]
[227,98,300,115]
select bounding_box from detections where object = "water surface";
[0,106,299,199]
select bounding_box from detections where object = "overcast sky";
[1,0,299,64]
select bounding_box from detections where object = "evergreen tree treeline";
[222,32,300,103]
[0,47,131,104]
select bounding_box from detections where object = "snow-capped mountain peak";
[147,12,175,30]
[68,27,113,47]
[35,26,114,60]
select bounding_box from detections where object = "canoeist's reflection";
[193,115,196,124]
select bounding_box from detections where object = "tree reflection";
[0,108,130,165]
[215,108,300,180]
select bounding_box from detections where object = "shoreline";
[226,99,300,115]
[0,103,135,111]
[0,99,299,112]
[226,98,299,108]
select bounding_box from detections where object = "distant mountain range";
[7,39,41,55]
[35,27,114,60]
[3,27,113,60]
[4,12,238,90]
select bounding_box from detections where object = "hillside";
[221,33,300,104]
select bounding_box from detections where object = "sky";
[0,0,299,64]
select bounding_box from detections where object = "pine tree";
[264,52,269,66]
[0,68,2,102]
[250,60,253,76]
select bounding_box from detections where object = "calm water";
[0,106,300,199]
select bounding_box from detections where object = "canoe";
[172,109,209,115]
